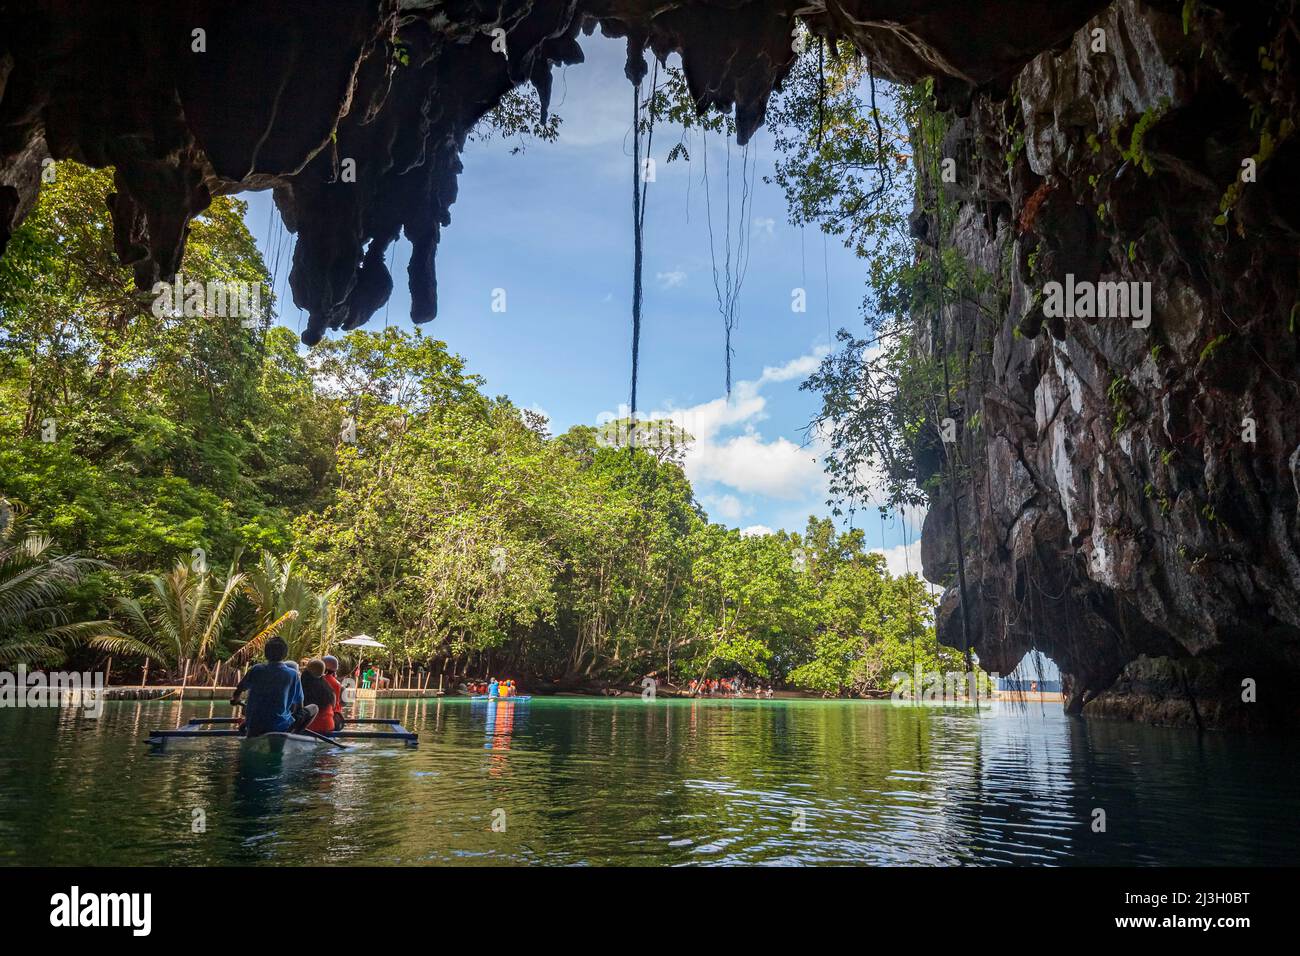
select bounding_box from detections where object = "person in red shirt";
[319,655,345,732]
[301,659,338,734]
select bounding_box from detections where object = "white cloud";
[872,538,924,577]
[700,493,745,522]
[740,524,774,537]
[637,347,830,500]
[690,433,823,499]
[756,351,825,385]
[752,216,775,236]
[596,344,833,526]
[656,269,687,288]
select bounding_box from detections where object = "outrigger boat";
[147,715,419,749]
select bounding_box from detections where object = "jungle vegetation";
[0,39,975,695]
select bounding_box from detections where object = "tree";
[766,37,912,260]
[0,162,326,580]
[90,561,246,677]
[234,552,342,663]
[0,499,117,666]
[470,85,562,153]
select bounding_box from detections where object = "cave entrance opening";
[999,650,1063,696]
[236,29,908,560]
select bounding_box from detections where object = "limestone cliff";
[917,0,1300,732]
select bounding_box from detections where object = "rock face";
[1,1,1296,730]
[917,0,1300,732]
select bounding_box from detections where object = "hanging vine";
[702,129,756,396]
[628,60,660,425]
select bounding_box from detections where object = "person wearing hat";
[229,636,307,737]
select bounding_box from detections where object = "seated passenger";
[322,655,345,732]
[230,637,305,737]
[303,659,338,734]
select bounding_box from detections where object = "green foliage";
[1215,117,1294,228]
[91,560,245,676]
[0,148,956,698]
[1005,131,1025,170]
[0,499,118,666]
[1107,376,1133,435]
[470,85,562,152]
[1122,99,1171,176]
[787,78,978,517]
[1198,333,1230,364]
[285,330,944,691]
[0,163,332,579]
[235,552,342,663]
[765,39,914,259]
[644,61,735,146]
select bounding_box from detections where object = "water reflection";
[481,699,523,782]
[0,697,1295,866]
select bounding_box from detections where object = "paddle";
[299,725,352,750]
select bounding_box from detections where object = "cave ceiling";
[0,0,1106,343]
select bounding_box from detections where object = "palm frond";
[0,502,113,667]
[88,633,169,664]
[230,609,300,663]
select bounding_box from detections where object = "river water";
[0,696,1294,865]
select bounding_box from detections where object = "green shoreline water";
[0,697,1295,866]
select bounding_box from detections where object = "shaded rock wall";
[918,0,1300,732]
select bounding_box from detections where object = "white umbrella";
[340,635,386,648]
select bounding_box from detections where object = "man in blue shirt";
[230,637,306,736]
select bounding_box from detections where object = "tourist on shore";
[229,637,308,737]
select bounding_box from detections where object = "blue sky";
[242,34,923,573]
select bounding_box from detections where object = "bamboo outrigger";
[147,715,419,748]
